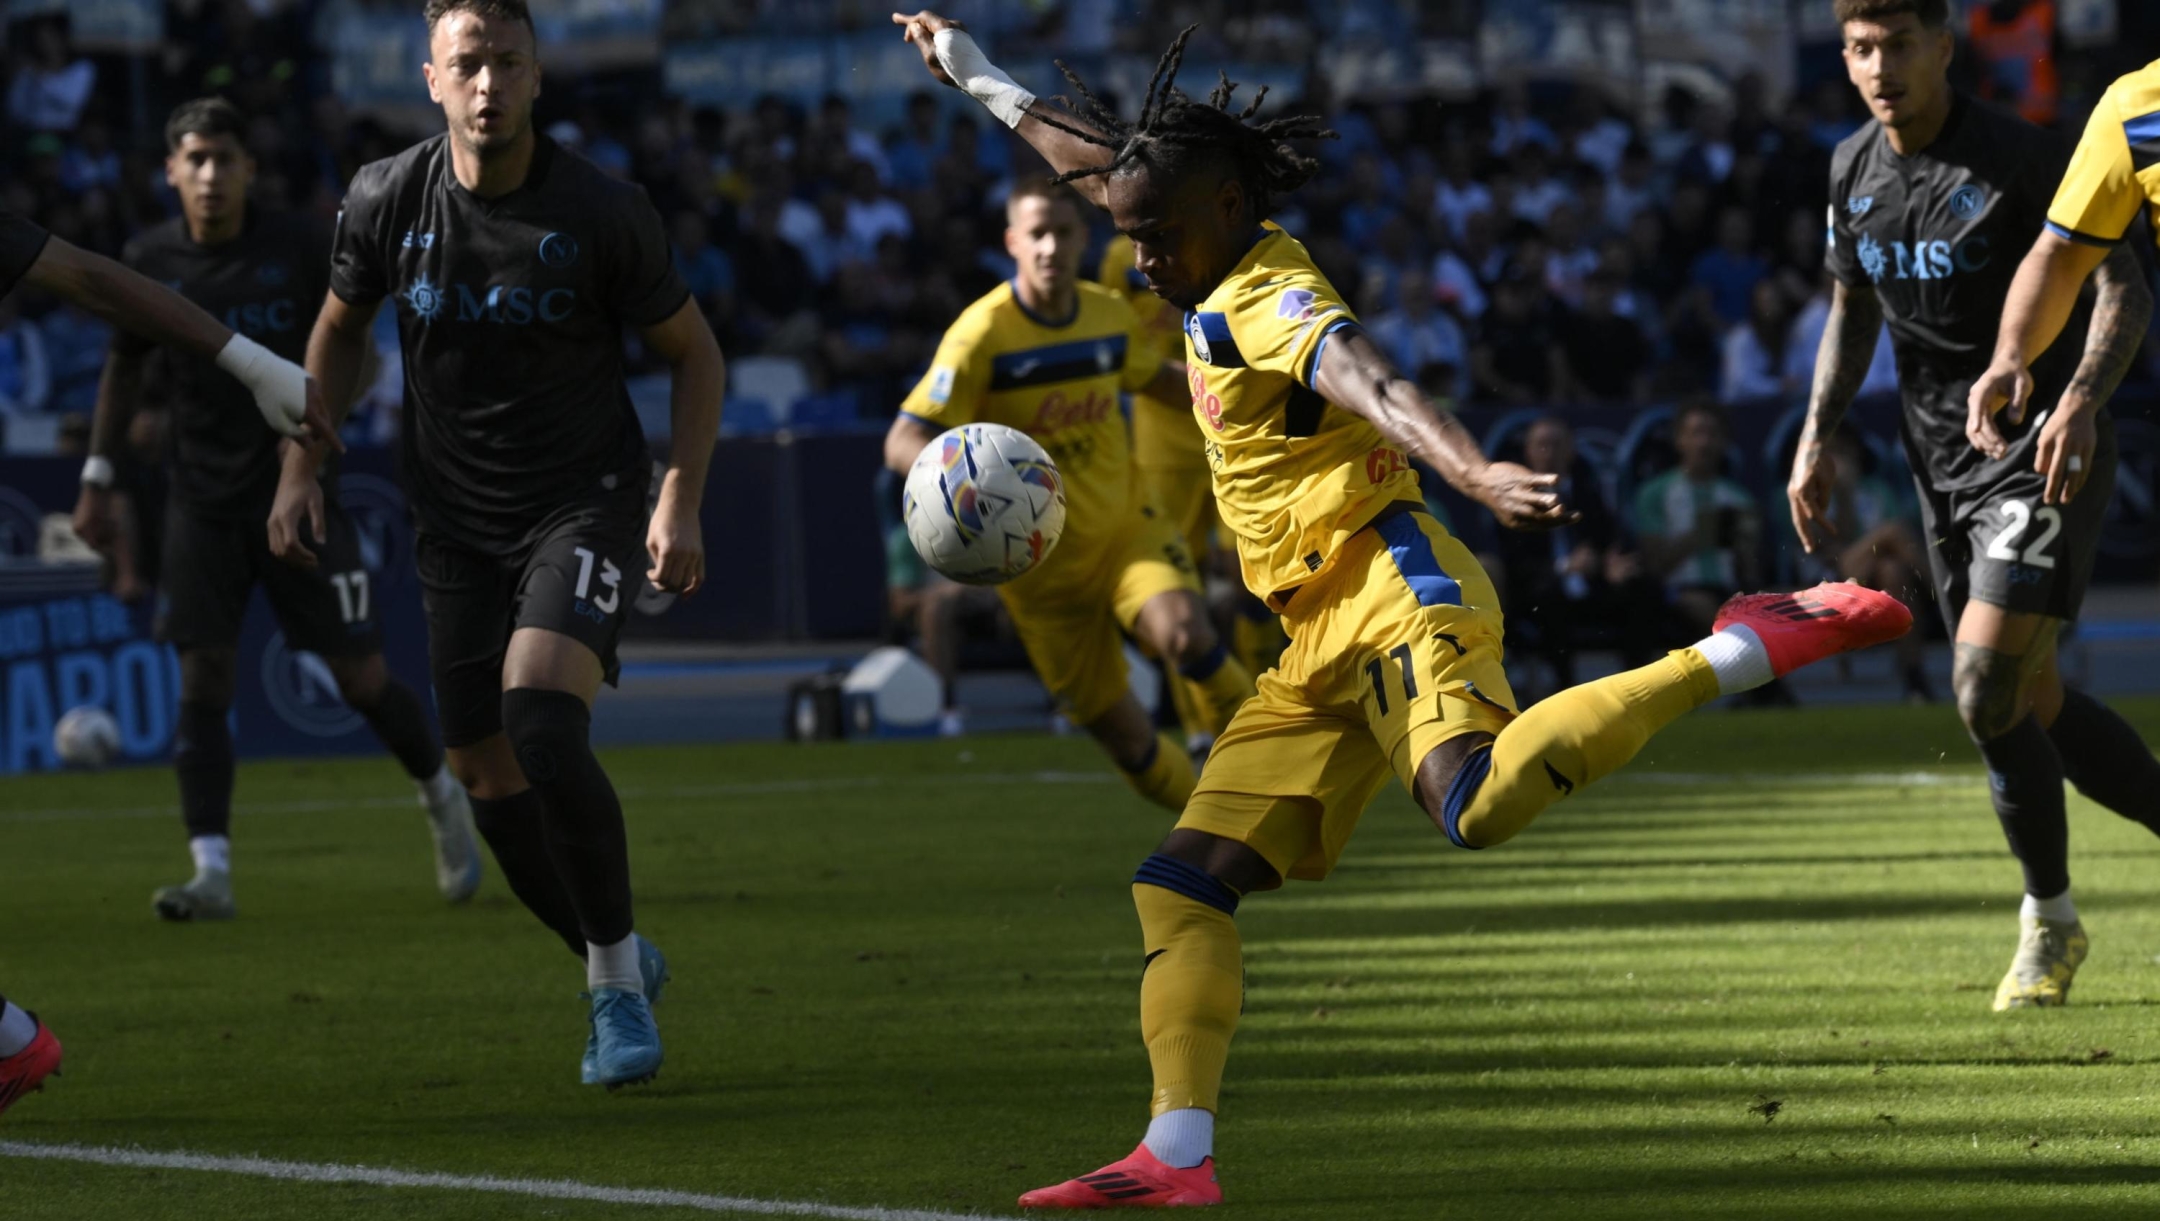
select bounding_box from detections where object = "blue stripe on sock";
[1439,744,1493,850]
[1133,854,1240,914]
[1178,641,1229,680]
[1376,513,1462,607]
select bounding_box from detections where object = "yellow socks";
[1178,643,1257,736]
[1123,732,1196,813]
[1448,648,1721,849]
[1132,856,1244,1116]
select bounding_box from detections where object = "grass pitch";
[6,700,2160,1219]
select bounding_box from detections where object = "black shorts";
[1914,421,2115,627]
[157,491,381,657]
[417,494,648,748]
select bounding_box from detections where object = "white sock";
[2022,890,2078,924]
[1692,625,1774,696]
[417,765,459,810]
[1143,1108,1214,1169]
[0,1001,37,1057]
[587,934,643,995]
[190,835,231,877]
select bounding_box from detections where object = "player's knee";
[1953,650,2026,741]
[328,654,389,709]
[446,736,522,799]
[500,687,594,785]
[179,650,237,708]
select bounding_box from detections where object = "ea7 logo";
[1847,196,1874,216]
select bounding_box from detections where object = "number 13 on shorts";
[572,545,623,616]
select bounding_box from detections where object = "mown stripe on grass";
[0,1141,1023,1221]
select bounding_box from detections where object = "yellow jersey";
[1099,235,1207,472]
[2047,60,2160,250]
[1184,223,1421,606]
[900,279,1167,596]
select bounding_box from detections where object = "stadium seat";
[729,355,811,424]
[720,398,780,436]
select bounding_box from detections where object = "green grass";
[6,700,2160,1219]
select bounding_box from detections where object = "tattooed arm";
[1787,278,1883,555]
[1969,230,2150,502]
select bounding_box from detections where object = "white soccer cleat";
[153,870,236,922]
[1993,916,2088,1011]
[423,779,483,904]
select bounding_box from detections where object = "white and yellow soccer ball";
[54,705,122,769]
[902,422,1067,585]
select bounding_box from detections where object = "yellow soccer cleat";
[1992,916,2088,1010]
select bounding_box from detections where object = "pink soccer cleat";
[1018,1143,1223,1209]
[1714,581,1914,678]
[0,1017,61,1119]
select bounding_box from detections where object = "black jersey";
[120,211,332,516]
[0,212,50,297]
[329,133,688,554]
[1827,95,2093,495]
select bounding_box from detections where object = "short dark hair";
[423,0,534,36]
[1674,397,1729,434]
[1007,176,1085,218]
[1833,0,1949,28]
[165,97,247,153]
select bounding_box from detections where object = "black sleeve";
[1824,145,1866,289]
[329,166,392,306]
[0,211,51,299]
[605,183,691,327]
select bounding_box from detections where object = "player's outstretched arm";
[25,236,340,448]
[1969,230,2112,465]
[1312,327,1576,531]
[892,10,1119,207]
[641,299,726,596]
[1787,278,1882,555]
[883,414,942,475]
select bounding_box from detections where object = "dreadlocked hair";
[1036,25,1335,220]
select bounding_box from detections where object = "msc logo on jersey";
[1951,184,1987,219]
[1857,232,1993,283]
[1847,196,1874,216]
[400,273,575,325]
[538,232,579,268]
[1857,233,1889,282]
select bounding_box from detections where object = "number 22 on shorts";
[1983,498,2061,570]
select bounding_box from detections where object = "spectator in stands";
[844,158,911,253]
[6,16,95,134]
[1720,280,1798,405]
[1543,199,1598,306]
[1490,79,1558,156]
[1633,400,1763,643]
[36,299,109,415]
[815,93,892,185]
[1605,140,1656,233]
[1340,152,1401,250]
[0,293,52,417]
[1510,141,1572,226]
[671,209,736,321]
[1566,88,1632,175]
[1366,266,1469,404]
[58,118,121,196]
[1554,265,1652,406]
[1432,135,1493,242]
[1792,429,1935,702]
[1786,275,1900,398]
[1690,205,1770,328]
[734,196,821,360]
[1472,261,1559,404]
[1497,417,1657,697]
[885,91,944,192]
[1677,101,1736,186]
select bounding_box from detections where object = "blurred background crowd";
[3,0,2155,701]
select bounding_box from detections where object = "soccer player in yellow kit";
[898,12,1912,1207]
[885,179,1256,812]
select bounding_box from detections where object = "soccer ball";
[54,705,122,769]
[902,423,1066,585]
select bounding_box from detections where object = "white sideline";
[0,1140,1023,1221]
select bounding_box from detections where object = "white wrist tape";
[933,27,1035,130]
[216,333,308,438]
[80,455,115,488]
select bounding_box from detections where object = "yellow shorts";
[1003,504,1201,725]
[1136,461,1213,568]
[1181,509,1517,881]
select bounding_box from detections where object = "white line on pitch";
[0,1140,1023,1221]
[0,771,1118,824]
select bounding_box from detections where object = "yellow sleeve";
[1224,269,1357,387]
[2048,84,2145,246]
[899,316,990,428]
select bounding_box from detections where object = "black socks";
[501,688,634,946]
[1977,714,2070,899]
[174,700,235,840]
[469,788,586,958]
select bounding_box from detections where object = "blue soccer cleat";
[636,934,670,1008]
[579,989,662,1089]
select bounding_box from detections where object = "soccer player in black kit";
[0,208,335,1116]
[269,0,724,1085]
[71,99,481,924]
[1793,0,2160,1010]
